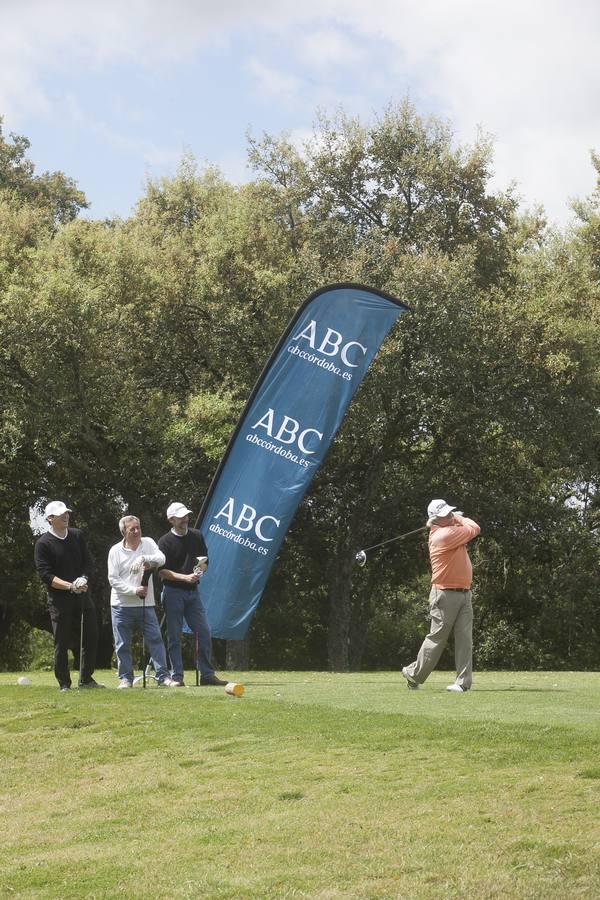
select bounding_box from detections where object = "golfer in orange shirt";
[402,499,480,692]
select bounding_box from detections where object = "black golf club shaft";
[359,525,427,554]
[79,596,84,686]
[141,569,153,689]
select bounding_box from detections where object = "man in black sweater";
[158,502,226,687]
[34,501,102,691]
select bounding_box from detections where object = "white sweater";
[107,537,166,608]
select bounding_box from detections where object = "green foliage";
[0,617,32,671]
[475,619,539,670]
[361,577,432,669]
[164,390,241,464]
[572,150,600,275]
[0,118,88,224]
[27,628,55,670]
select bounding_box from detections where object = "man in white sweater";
[108,515,178,688]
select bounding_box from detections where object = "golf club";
[79,596,85,687]
[73,576,88,687]
[133,568,153,687]
[192,558,206,687]
[355,525,428,567]
[141,588,146,689]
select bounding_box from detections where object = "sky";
[1,0,599,227]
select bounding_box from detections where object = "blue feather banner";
[195,283,409,638]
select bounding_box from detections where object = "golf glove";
[129,556,146,575]
[193,556,207,575]
[72,576,88,590]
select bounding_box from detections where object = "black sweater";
[34,529,94,601]
[158,529,209,589]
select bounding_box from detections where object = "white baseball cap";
[166,502,194,519]
[427,499,456,520]
[45,501,72,518]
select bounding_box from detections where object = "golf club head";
[355,550,367,567]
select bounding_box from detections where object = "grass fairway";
[0,670,598,899]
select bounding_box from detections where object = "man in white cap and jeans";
[157,502,227,687]
[401,499,480,692]
[34,501,102,691]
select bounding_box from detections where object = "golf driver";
[355,525,428,566]
[73,576,88,686]
[79,597,85,686]
[134,569,153,686]
[192,558,206,687]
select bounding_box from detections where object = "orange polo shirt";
[429,514,480,590]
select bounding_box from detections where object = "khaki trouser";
[405,587,473,689]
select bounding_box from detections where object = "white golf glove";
[193,556,208,575]
[129,556,146,575]
[72,576,88,591]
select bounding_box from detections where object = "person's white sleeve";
[141,538,166,568]
[107,547,138,596]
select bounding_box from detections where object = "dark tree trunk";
[96,621,115,667]
[327,553,354,671]
[226,637,250,670]
[349,600,369,671]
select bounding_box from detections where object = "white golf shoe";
[118,679,132,689]
[446,683,466,692]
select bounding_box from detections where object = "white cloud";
[217,148,251,185]
[64,96,180,167]
[287,127,316,152]
[0,0,598,223]
[334,0,600,221]
[246,59,302,101]
[299,27,366,69]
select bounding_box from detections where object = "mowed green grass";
[0,671,598,899]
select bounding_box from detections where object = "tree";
[0,123,90,665]
[0,119,88,225]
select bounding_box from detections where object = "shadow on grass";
[242,681,570,692]
[471,687,569,693]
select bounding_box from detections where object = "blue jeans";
[111,605,170,683]
[161,584,214,682]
